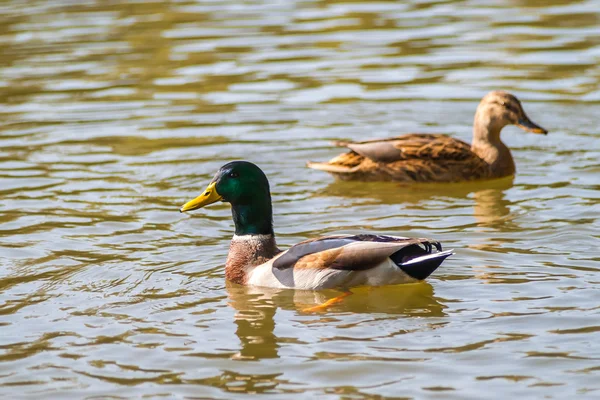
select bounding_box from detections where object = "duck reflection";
[309,283,447,317]
[472,185,512,229]
[469,176,518,230]
[320,175,515,229]
[226,281,446,360]
[226,283,281,361]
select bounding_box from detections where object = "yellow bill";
[180,182,222,212]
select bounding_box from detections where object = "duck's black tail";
[390,242,453,280]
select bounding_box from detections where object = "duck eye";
[228,172,239,178]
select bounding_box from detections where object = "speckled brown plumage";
[311,134,492,182]
[307,91,547,183]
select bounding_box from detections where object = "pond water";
[1,0,599,398]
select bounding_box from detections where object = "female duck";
[307,91,547,182]
[180,161,452,290]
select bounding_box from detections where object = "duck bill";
[516,114,547,135]
[180,182,222,212]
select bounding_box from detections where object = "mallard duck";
[180,161,452,291]
[307,91,547,182]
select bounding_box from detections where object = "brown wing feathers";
[273,235,441,272]
[308,134,491,182]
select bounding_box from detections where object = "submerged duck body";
[307,91,547,182]
[180,161,452,290]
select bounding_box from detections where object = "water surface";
[1,0,599,398]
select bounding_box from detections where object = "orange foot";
[301,291,352,313]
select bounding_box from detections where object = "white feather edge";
[400,249,454,266]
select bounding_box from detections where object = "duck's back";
[245,234,451,289]
[307,133,492,182]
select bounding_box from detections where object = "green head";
[180,161,274,236]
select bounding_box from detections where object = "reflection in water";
[227,282,446,348]
[320,179,479,205]
[324,283,446,317]
[472,188,511,227]
[226,284,281,361]
[222,282,446,392]
[472,177,514,229]
[322,176,515,228]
